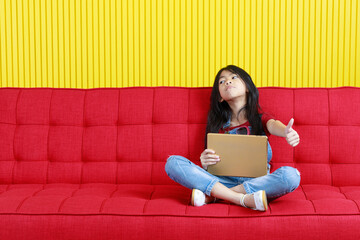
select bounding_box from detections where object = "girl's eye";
[219,80,225,84]
[232,75,238,79]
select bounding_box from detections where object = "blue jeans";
[165,155,301,201]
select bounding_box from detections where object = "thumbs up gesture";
[285,118,300,147]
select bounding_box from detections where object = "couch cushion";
[1,183,359,217]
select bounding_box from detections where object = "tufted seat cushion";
[0,183,359,216]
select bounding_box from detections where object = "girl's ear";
[219,98,224,102]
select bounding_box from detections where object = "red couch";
[0,87,360,239]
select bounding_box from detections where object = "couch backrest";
[0,87,359,186]
[260,87,360,186]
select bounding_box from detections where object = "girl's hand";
[285,118,300,147]
[200,149,220,170]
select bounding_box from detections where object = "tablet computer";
[207,133,268,177]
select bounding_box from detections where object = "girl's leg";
[230,184,247,194]
[239,166,301,200]
[165,155,260,208]
[165,155,221,196]
[210,182,259,208]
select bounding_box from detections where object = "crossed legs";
[205,182,256,208]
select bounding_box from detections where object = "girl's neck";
[227,97,247,126]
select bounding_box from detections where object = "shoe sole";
[261,190,268,211]
[190,189,196,206]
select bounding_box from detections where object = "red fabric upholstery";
[1,87,360,240]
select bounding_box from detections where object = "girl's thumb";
[285,118,294,134]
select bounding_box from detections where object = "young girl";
[165,65,301,211]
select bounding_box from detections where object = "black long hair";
[205,65,264,147]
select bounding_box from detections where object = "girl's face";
[218,70,247,102]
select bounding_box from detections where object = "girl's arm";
[266,119,287,137]
[266,118,300,147]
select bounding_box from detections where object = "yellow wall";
[0,0,359,88]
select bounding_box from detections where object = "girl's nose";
[225,80,232,85]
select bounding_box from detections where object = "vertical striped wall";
[0,0,359,88]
